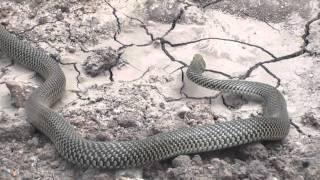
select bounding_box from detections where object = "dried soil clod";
[83,48,119,77]
[5,81,30,108]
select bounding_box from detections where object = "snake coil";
[0,25,289,169]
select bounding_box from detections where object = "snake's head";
[190,54,206,74]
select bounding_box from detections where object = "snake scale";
[0,24,290,169]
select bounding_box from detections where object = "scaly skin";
[0,25,289,169]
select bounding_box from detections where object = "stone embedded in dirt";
[34,0,43,4]
[0,111,9,123]
[159,102,165,109]
[0,123,35,142]
[144,0,205,25]
[0,7,12,18]
[38,16,48,24]
[54,4,70,13]
[236,143,268,160]
[27,137,39,147]
[5,81,33,108]
[83,48,118,77]
[209,158,233,179]
[247,160,271,180]
[115,169,143,179]
[305,165,320,179]
[145,0,183,23]
[306,20,320,54]
[65,45,76,53]
[183,6,206,25]
[199,0,312,23]
[301,112,320,129]
[56,12,64,21]
[172,155,192,168]
[192,154,203,165]
[222,93,248,109]
[176,105,191,119]
[37,144,57,161]
[49,160,60,169]
[13,0,25,3]
[79,169,113,180]
[116,111,142,128]
[95,132,113,141]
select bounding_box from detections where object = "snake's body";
[0,25,290,169]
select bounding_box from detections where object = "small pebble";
[14,0,25,3]
[38,16,48,24]
[115,169,143,179]
[50,160,60,169]
[192,155,202,165]
[177,105,190,119]
[159,102,165,109]
[172,155,192,168]
[96,132,113,141]
[66,46,76,53]
[118,119,138,128]
[27,137,39,146]
[56,13,64,21]
[237,143,268,160]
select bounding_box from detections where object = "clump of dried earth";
[0,0,320,179]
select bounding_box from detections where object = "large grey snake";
[0,25,290,169]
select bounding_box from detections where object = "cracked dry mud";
[0,0,320,179]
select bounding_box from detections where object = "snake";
[0,24,290,169]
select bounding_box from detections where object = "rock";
[302,7,320,54]
[145,0,183,23]
[172,155,192,168]
[54,4,70,13]
[167,167,186,179]
[0,123,35,142]
[5,81,33,108]
[38,16,48,24]
[96,132,113,141]
[13,0,25,3]
[192,155,202,165]
[117,112,141,128]
[34,0,43,4]
[83,48,118,77]
[0,6,12,18]
[27,137,39,147]
[49,160,60,169]
[93,173,114,180]
[301,112,320,129]
[0,167,11,179]
[232,159,248,179]
[56,13,64,21]
[222,93,247,109]
[60,5,70,13]
[65,45,76,53]
[183,6,206,25]
[305,166,320,180]
[0,111,9,123]
[37,144,56,161]
[159,102,165,109]
[177,105,191,119]
[270,158,286,172]
[237,143,268,160]
[209,158,233,180]
[117,119,138,128]
[115,169,143,179]
[247,160,270,180]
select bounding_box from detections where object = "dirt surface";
[0,0,320,179]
